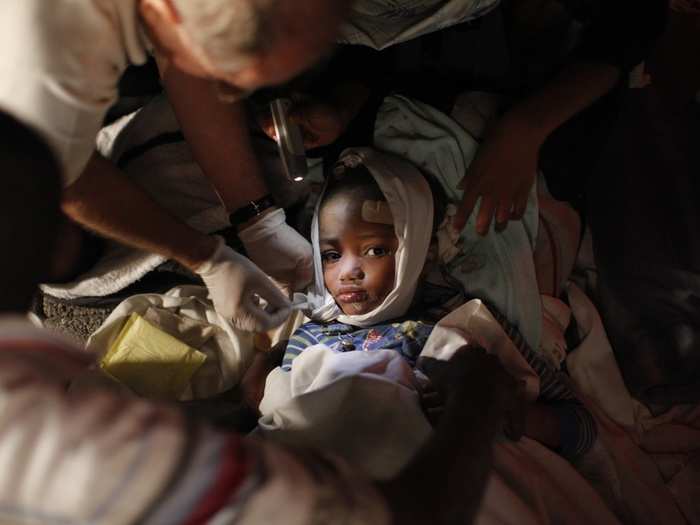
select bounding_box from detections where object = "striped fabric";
[487,304,597,460]
[0,317,389,525]
[283,320,435,371]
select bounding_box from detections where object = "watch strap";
[229,194,276,227]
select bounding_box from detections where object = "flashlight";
[270,98,308,182]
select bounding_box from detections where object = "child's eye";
[321,251,341,264]
[366,246,390,257]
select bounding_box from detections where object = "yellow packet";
[100,313,207,400]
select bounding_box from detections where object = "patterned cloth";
[0,316,389,525]
[283,319,434,371]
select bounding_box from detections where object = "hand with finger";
[453,114,540,235]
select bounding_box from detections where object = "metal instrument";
[270,98,308,182]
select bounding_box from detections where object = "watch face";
[270,98,308,182]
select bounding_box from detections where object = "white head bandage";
[361,200,394,225]
[304,148,434,327]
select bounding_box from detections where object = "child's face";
[319,197,398,315]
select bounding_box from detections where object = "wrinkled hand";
[260,96,346,149]
[238,208,313,292]
[195,236,291,332]
[454,115,541,235]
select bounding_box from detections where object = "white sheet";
[259,300,619,523]
[338,0,500,50]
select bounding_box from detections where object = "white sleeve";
[0,0,134,186]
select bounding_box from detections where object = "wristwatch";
[229,194,276,227]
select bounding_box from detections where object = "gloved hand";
[238,208,313,292]
[195,236,291,332]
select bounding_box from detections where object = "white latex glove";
[196,236,291,332]
[238,208,313,292]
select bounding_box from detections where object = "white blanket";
[86,285,255,400]
[260,299,620,523]
[262,286,700,524]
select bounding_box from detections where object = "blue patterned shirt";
[282,320,434,371]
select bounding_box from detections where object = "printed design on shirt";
[362,328,385,351]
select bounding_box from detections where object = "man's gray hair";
[171,0,278,72]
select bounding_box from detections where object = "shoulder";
[0,0,145,183]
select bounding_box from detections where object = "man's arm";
[455,0,667,234]
[62,152,217,271]
[63,153,291,332]
[159,65,269,213]
[455,62,620,234]
[158,63,314,293]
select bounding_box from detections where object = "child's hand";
[420,344,517,405]
[421,347,525,437]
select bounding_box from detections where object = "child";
[283,157,437,371]
[281,148,597,463]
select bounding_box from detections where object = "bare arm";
[159,65,269,213]
[523,402,562,449]
[455,62,620,233]
[62,152,217,271]
[507,62,620,145]
[385,349,517,524]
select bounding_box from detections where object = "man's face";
[319,197,398,316]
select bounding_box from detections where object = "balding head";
[170,0,353,89]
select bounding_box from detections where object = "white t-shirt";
[0,0,151,186]
[338,0,500,50]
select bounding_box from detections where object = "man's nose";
[339,256,364,282]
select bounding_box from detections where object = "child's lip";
[337,290,369,303]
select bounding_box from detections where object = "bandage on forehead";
[362,200,394,225]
